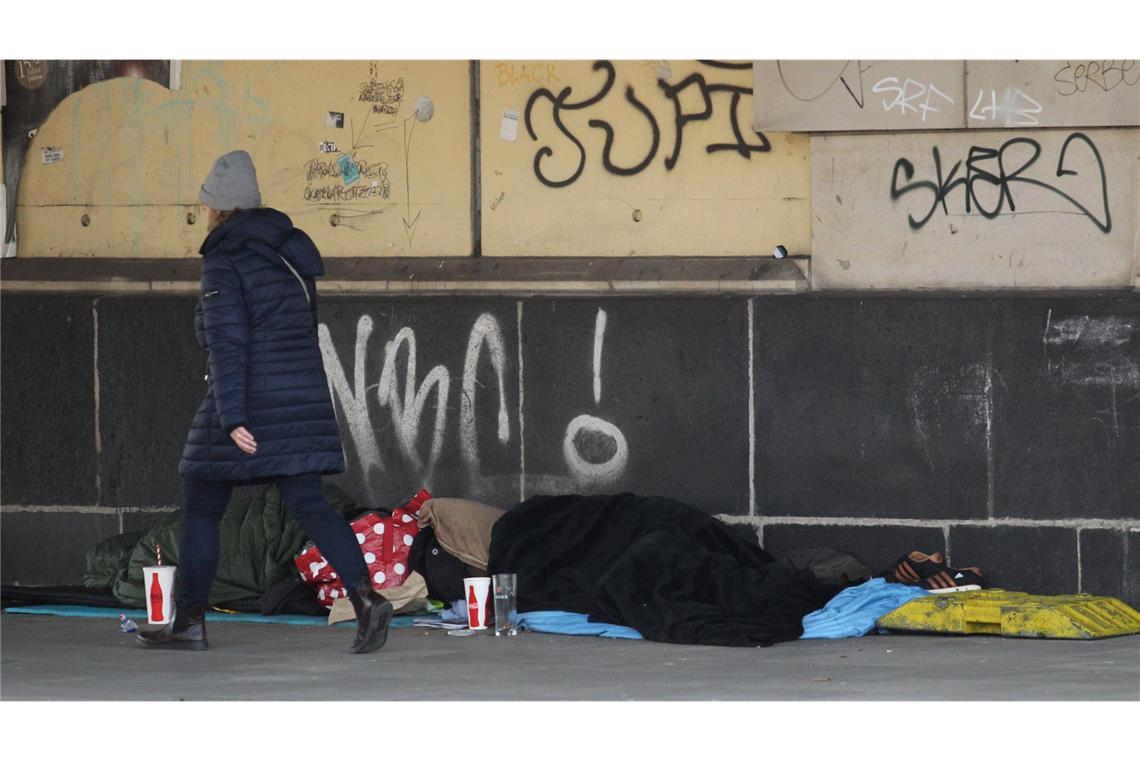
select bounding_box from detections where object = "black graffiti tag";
[889,132,1112,233]
[524,60,615,188]
[657,72,770,170]
[523,60,770,188]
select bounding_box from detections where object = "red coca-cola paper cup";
[143,565,177,625]
[463,576,491,630]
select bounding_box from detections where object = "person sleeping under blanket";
[485,493,845,647]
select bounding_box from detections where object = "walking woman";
[137,150,392,653]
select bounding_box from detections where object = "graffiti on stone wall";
[523,60,770,188]
[301,62,431,244]
[318,309,631,504]
[776,60,872,108]
[1053,61,1139,96]
[888,131,1112,232]
[358,64,406,115]
[564,308,629,486]
[871,77,957,123]
[968,87,1044,127]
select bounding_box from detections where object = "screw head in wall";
[80,214,91,227]
[632,209,643,222]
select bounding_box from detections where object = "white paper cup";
[463,576,491,630]
[143,565,177,625]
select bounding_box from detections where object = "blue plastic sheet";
[4,604,418,628]
[800,578,930,639]
[517,610,644,639]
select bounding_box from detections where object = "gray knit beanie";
[199,150,262,210]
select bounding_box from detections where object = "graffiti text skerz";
[888,132,1111,233]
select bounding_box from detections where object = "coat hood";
[199,208,324,278]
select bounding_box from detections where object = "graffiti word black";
[889,132,1111,233]
[523,60,770,188]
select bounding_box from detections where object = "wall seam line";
[517,300,525,502]
[92,298,102,503]
[1076,526,1083,593]
[747,298,756,518]
[713,514,1140,530]
[470,60,482,258]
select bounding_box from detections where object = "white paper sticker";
[500,109,520,142]
[41,147,64,164]
[318,141,339,153]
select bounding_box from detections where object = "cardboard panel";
[752,60,965,132]
[966,60,1140,129]
[16,61,472,257]
[481,60,810,256]
[810,128,1138,289]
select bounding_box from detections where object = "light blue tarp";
[517,610,644,639]
[3,605,418,628]
[800,578,930,639]
[6,578,926,640]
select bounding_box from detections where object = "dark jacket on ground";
[179,208,344,481]
[84,483,357,608]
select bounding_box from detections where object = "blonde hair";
[207,208,242,232]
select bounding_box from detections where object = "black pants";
[177,473,366,607]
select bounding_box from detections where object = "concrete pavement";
[2,613,1138,700]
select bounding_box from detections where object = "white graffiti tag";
[562,308,629,488]
[377,327,451,481]
[319,313,511,501]
[872,77,955,122]
[969,88,1044,127]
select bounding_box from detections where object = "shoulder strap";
[275,252,312,306]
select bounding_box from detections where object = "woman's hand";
[230,426,258,454]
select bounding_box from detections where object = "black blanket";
[487,493,837,647]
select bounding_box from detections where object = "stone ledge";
[0,256,809,294]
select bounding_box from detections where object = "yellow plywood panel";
[480,60,810,256]
[16,61,471,258]
[878,590,1140,639]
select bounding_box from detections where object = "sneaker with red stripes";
[888,551,948,585]
[921,566,985,594]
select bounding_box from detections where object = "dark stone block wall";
[3,292,1137,609]
[1,296,97,506]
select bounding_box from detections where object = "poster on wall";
[2,60,172,250]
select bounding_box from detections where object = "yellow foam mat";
[877,590,1140,639]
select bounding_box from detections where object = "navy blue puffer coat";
[179,208,345,481]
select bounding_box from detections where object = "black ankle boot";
[136,605,209,651]
[348,577,394,654]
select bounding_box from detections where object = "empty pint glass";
[492,573,518,636]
